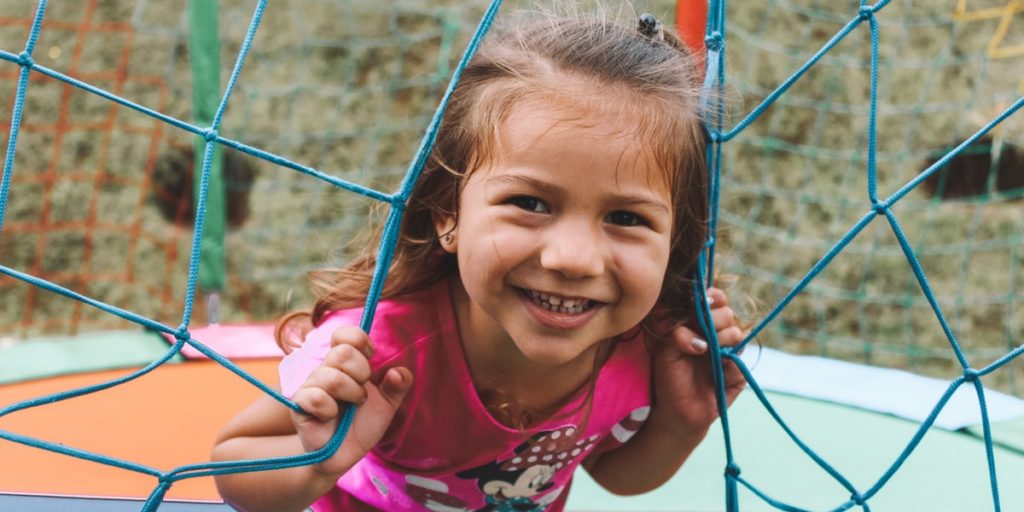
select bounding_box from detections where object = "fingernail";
[363,344,374,359]
[706,295,714,306]
[692,338,708,350]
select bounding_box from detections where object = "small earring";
[442,233,454,245]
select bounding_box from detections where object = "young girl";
[212,8,746,512]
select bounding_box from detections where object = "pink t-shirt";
[279,279,651,512]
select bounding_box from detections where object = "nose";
[539,220,605,279]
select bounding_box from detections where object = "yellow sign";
[954,0,1024,92]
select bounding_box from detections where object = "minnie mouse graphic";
[406,425,599,511]
[404,408,651,512]
[454,443,561,511]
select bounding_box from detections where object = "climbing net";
[0,0,1021,511]
[702,0,1023,509]
[716,0,1024,399]
[0,0,469,338]
[0,0,498,508]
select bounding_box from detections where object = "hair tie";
[637,13,664,43]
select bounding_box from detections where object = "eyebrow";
[488,173,671,213]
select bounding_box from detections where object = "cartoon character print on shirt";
[405,425,598,512]
[456,425,600,512]
[405,408,650,512]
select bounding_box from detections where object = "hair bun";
[637,13,664,43]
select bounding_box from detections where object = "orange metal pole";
[676,0,708,56]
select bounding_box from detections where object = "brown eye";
[606,210,646,226]
[509,196,549,213]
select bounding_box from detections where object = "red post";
[676,0,709,57]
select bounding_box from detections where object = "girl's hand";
[651,287,746,435]
[289,326,413,478]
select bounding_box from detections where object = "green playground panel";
[968,416,1024,457]
[568,391,1024,512]
[0,330,182,386]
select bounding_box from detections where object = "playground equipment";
[2,0,1023,510]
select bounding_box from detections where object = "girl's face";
[438,99,673,370]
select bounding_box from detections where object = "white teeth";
[526,290,591,314]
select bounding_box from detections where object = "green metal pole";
[187,0,226,321]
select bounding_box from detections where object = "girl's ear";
[434,215,458,254]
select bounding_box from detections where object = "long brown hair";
[277,7,710,427]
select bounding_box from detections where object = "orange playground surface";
[0,359,279,502]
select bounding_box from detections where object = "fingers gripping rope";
[0,0,505,509]
[2,0,1021,511]
[701,1,1020,511]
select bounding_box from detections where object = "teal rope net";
[701,1,1023,510]
[0,1,1022,511]
[716,0,1024,399]
[0,0,473,338]
[0,0,501,509]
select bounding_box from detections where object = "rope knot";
[704,235,716,248]
[872,200,888,215]
[963,367,980,382]
[17,51,34,68]
[704,31,724,52]
[851,492,866,505]
[725,462,741,477]
[201,128,218,142]
[174,325,190,342]
[857,5,874,21]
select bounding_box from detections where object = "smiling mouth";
[521,289,597,315]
